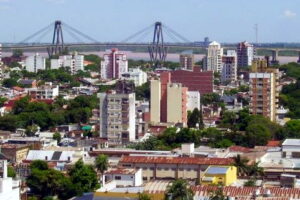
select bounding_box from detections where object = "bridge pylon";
[270,49,279,66]
[47,20,66,57]
[148,22,168,67]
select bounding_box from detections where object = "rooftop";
[120,156,233,165]
[205,166,230,175]
[282,139,300,146]
[105,168,138,175]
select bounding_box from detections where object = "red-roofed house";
[119,156,233,181]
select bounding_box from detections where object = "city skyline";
[0,0,299,43]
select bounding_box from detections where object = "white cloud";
[283,9,297,18]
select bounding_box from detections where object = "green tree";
[53,132,62,144]
[135,82,150,100]
[0,97,7,107]
[12,96,30,114]
[278,120,300,139]
[245,123,271,147]
[165,179,194,200]
[95,154,108,175]
[233,155,249,176]
[2,78,18,88]
[0,115,18,131]
[8,166,16,178]
[12,49,23,57]
[187,108,204,129]
[209,186,226,200]
[69,159,100,196]
[138,193,152,200]
[244,178,256,187]
[25,125,39,137]
[247,162,264,177]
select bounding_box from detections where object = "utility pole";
[254,24,258,45]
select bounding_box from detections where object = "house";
[282,139,300,158]
[119,156,233,181]
[102,168,143,187]
[0,144,29,163]
[18,79,37,88]
[201,166,237,186]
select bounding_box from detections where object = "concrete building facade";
[150,72,187,125]
[180,50,194,70]
[51,52,84,74]
[99,91,135,145]
[187,91,200,111]
[205,41,223,72]
[237,41,254,68]
[25,53,46,73]
[249,59,279,121]
[221,50,237,83]
[101,48,128,80]
[121,68,147,86]
[167,83,188,124]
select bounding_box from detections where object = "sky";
[0,0,299,43]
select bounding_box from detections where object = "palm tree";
[233,155,249,176]
[209,186,227,200]
[247,161,264,178]
[95,154,108,184]
[165,179,194,200]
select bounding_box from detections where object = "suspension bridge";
[2,20,300,64]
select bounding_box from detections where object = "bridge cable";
[121,24,154,43]
[19,22,54,44]
[63,22,99,43]
[163,25,191,43]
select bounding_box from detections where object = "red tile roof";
[229,146,251,153]
[267,140,281,147]
[120,156,233,165]
[191,185,300,199]
[105,168,137,175]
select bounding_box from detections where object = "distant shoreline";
[2,51,299,64]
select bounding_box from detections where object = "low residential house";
[25,150,78,170]
[27,83,59,100]
[7,137,43,150]
[0,144,29,163]
[119,156,233,181]
[282,139,300,158]
[18,79,37,88]
[201,165,237,186]
[102,168,143,187]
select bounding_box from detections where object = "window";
[115,176,121,180]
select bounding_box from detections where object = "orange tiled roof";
[229,145,251,153]
[267,140,281,147]
[120,156,233,165]
[105,168,137,175]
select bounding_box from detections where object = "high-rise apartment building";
[25,53,46,73]
[98,89,135,146]
[249,59,279,122]
[221,50,237,83]
[237,41,254,68]
[180,50,194,70]
[204,41,223,72]
[150,72,188,125]
[101,48,128,80]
